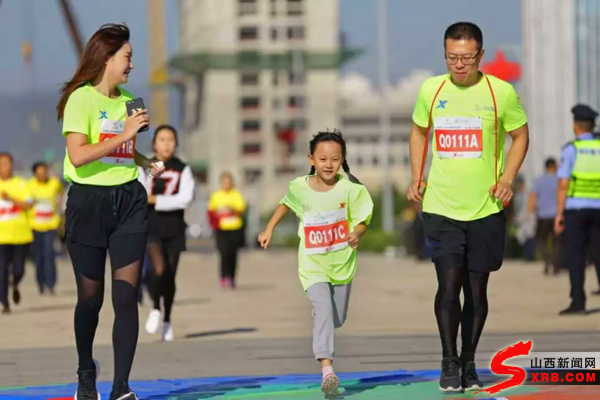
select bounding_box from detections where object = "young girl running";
[258,130,373,399]
[140,125,195,342]
[57,24,164,400]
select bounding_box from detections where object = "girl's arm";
[134,151,151,170]
[347,222,368,249]
[134,151,165,178]
[258,204,290,249]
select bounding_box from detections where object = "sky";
[340,0,522,84]
[0,0,522,95]
[0,0,521,166]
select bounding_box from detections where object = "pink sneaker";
[321,372,340,398]
[228,278,236,290]
[219,277,228,288]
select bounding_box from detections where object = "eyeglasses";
[445,51,481,65]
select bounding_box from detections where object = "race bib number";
[434,117,483,159]
[0,199,20,222]
[33,200,54,222]
[303,208,349,255]
[99,120,135,165]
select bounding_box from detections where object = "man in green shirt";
[408,22,529,392]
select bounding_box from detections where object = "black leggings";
[0,245,27,307]
[434,254,490,362]
[147,240,181,323]
[68,234,145,383]
[217,230,241,280]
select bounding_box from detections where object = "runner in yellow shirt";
[0,152,33,314]
[207,172,246,289]
[29,161,64,295]
[408,22,529,392]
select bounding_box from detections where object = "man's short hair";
[444,22,483,51]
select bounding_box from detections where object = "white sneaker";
[145,309,161,334]
[162,322,174,342]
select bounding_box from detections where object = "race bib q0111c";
[303,208,350,255]
[434,116,483,159]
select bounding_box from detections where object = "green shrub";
[357,230,399,253]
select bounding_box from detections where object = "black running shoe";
[439,357,462,392]
[559,304,586,315]
[75,369,99,400]
[461,361,483,391]
[12,286,20,305]
[109,381,139,400]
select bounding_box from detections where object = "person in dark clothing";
[528,158,560,274]
[140,125,194,342]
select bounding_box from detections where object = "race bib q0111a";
[434,116,483,159]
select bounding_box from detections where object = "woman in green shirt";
[57,23,164,400]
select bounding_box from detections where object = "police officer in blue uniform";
[555,104,600,315]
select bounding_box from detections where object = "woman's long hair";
[56,23,130,121]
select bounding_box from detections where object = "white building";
[171,0,355,211]
[522,0,600,181]
[339,71,432,190]
[169,0,437,234]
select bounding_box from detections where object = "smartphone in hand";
[125,98,149,132]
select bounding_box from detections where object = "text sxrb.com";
[476,341,599,396]
[518,352,599,385]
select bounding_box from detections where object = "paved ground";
[1,249,600,398]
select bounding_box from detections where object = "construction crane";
[147,0,170,125]
[58,0,84,57]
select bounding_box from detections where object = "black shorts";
[422,211,506,272]
[148,234,186,254]
[65,180,148,280]
[66,180,148,247]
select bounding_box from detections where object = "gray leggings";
[306,282,352,360]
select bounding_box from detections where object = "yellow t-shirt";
[62,83,138,186]
[208,189,246,230]
[0,177,33,245]
[412,73,528,221]
[28,177,63,232]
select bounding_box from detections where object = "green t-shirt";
[62,83,138,186]
[280,175,374,291]
[412,73,528,221]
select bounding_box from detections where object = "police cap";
[571,104,599,122]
